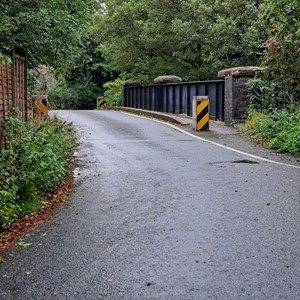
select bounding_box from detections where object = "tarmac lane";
[0,110,299,300]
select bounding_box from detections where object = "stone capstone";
[154,75,182,84]
[218,67,264,78]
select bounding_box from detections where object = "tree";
[93,0,263,82]
[193,0,263,77]
[0,0,98,70]
[48,39,116,109]
[260,0,300,101]
[93,0,196,82]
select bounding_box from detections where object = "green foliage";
[93,0,263,81]
[260,0,300,102]
[260,0,300,41]
[47,39,116,109]
[243,108,300,156]
[103,76,127,107]
[0,0,99,71]
[0,117,74,229]
[0,52,12,64]
[48,77,102,110]
[187,0,264,78]
[247,78,281,111]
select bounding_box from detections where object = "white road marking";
[119,111,300,170]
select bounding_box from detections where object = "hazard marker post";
[193,96,209,131]
[97,96,105,109]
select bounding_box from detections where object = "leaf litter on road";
[0,169,75,255]
[17,240,32,248]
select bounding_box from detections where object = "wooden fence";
[0,51,28,121]
[0,50,28,147]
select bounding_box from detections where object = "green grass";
[243,108,300,156]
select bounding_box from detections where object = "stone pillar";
[218,67,263,125]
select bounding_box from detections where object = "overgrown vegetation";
[0,117,74,230]
[2,1,298,111]
[103,76,130,107]
[48,77,102,110]
[261,0,300,101]
[48,40,116,109]
[246,78,281,111]
[243,108,300,156]
[241,0,300,156]
[0,1,111,110]
[244,76,299,157]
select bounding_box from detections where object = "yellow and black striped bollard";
[193,96,209,131]
[97,97,105,109]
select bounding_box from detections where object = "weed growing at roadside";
[0,117,74,229]
[243,108,300,156]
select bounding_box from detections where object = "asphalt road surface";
[1,110,300,300]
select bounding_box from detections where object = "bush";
[247,78,280,111]
[243,108,300,156]
[48,78,102,110]
[0,117,74,229]
[260,0,300,105]
[103,77,123,106]
[263,37,300,105]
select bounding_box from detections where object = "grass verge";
[242,108,300,156]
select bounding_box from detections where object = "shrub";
[243,108,300,156]
[103,77,124,107]
[247,78,282,111]
[260,0,300,105]
[0,117,74,229]
[48,78,102,110]
[263,37,300,105]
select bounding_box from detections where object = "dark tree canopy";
[0,0,98,70]
[93,0,264,82]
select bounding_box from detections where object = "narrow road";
[1,110,300,300]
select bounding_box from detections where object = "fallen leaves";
[17,240,32,248]
[0,170,75,254]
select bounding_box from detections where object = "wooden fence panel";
[0,59,13,120]
[0,52,27,122]
[0,51,27,148]
[15,54,27,122]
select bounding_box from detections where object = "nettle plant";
[0,117,74,229]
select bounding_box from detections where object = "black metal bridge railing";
[122,80,225,121]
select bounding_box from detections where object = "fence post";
[193,96,209,131]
